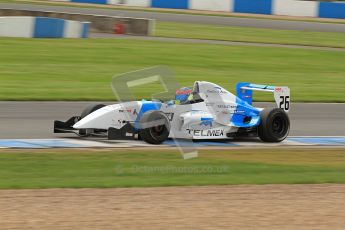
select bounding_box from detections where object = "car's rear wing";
[236,82,290,112]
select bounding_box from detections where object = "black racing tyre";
[80,104,106,119]
[79,104,106,136]
[258,108,290,142]
[139,111,170,145]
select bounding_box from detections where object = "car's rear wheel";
[139,111,170,144]
[79,104,106,136]
[258,108,290,142]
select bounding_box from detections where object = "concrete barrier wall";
[123,0,151,7]
[319,2,345,19]
[0,8,154,36]
[151,0,189,10]
[0,16,34,38]
[71,0,107,4]
[234,0,272,15]
[55,0,345,20]
[272,0,318,17]
[190,0,234,12]
[0,16,89,38]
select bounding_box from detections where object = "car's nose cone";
[73,105,118,129]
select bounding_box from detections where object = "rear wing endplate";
[236,82,290,112]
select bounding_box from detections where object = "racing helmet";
[175,87,193,103]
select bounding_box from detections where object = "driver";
[175,87,193,104]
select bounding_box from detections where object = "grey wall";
[0,8,154,36]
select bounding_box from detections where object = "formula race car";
[54,81,290,144]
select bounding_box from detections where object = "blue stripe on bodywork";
[230,96,261,128]
[34,17,65,38]
[134,100,162,129]
[248,84,275,90]
[200,117,213,127]
[236,83,275,105]
[236,82,252,105]
[201,117,213,121]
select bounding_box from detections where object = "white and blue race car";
[54,81,290,144]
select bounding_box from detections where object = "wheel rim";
[150,125,165,136]
[272,116,287,137]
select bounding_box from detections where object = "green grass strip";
[0,149,344,189]
[1,38,344,102]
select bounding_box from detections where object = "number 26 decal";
[279,96,290,110]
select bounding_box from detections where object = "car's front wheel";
[139,111,170,144]
[258,108,290,142]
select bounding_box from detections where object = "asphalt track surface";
[2,3,345,33]
[0,102,344,139]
